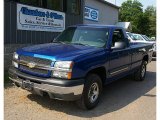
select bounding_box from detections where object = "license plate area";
[22,80,33,91]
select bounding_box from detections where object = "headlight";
[53,61,73,79]
[13,52,19,60]
[12,61,18,68]
[54,61,73,69]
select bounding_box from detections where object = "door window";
[112,29,125,47]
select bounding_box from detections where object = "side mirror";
[111,42,126,50]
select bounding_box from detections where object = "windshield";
[54,27,109,48]
[127,32,137,40]
[133,34,144,40]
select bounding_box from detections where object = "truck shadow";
[27,71,156,118]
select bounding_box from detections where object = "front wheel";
[134,61,147,81]
[76,74,102,110]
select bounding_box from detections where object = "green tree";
[119,0,143,33]
[144,6,156,37]
[119,1,156,37]
[136,13,150,35]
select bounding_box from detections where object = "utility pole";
[115,0,116,5]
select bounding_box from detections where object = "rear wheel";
[134,61,147,81]
[77,74,102,110]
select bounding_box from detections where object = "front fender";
[71,50,109,79]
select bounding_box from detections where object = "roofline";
[96,0,120,9]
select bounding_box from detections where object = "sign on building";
[84,6,99,22]
[17,4,65,32]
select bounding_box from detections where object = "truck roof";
[70,24,124,29]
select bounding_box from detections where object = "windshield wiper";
[72,43,89,46]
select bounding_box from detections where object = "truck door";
[108,29,131,78]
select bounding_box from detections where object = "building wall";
[4,0,119,70]
[84,0,119,25]
[4,0,84,70]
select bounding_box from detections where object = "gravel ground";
[4,61,156,120]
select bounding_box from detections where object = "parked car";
[151,37,156,41]
[9,25,153,109]
[126,32,156,57]
[126,32,140,42]
[133,33,156,57]
[142,35,153,41]
[132,33,154,43]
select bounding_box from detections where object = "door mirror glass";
[111,42,126,50]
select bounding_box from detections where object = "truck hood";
[17,43,104,61]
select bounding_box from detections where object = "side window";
[112,29,125,47]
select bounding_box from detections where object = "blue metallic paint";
[15,25,153,84]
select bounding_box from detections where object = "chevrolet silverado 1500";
[9,25,153,109]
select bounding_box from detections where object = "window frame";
[112,29,125,47]
[66,0,81,15]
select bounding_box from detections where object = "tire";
[134,61,147,81]
[76,74,102,110]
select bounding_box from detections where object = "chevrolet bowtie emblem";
[27,62,36,68]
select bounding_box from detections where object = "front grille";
[19,55,52,66]
[19,65,49,75]
[19,55,52,76]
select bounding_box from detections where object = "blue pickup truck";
[9,25,153,109]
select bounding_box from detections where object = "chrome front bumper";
[9,67,84,101]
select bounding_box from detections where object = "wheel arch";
[143,54,149,63]
[85,66,106,85]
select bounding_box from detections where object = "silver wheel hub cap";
[88,83,99,103]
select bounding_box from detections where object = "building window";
[18,0,63,11]
[18,0,81,13]
[46,0,63,11]
[67,0,80,15]
[19,0,42,7]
